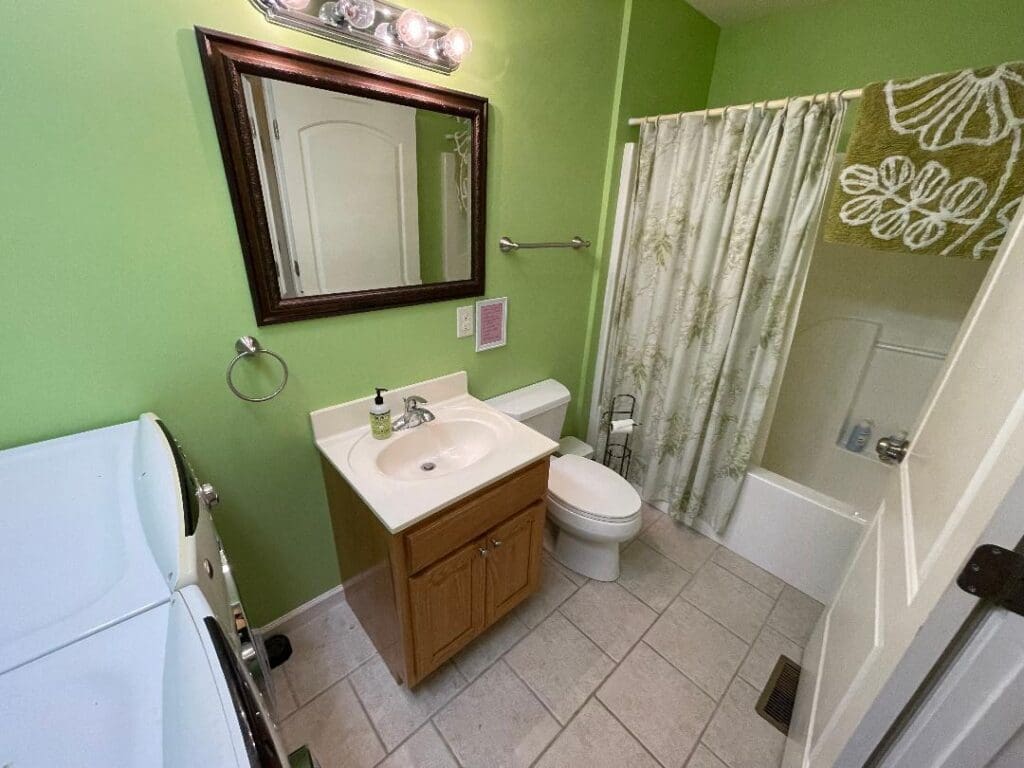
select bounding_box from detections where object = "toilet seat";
[548,455,641,523]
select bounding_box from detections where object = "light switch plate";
[456,305,474,338]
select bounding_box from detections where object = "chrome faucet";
[392,395,435,431]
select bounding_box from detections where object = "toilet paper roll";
[609,418,635,435]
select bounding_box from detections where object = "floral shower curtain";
[603,98,846,532]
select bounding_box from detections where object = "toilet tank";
[485,379,571,441]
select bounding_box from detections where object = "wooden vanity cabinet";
[322,457,548,688]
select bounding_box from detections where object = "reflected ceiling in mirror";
[196,28,487,324]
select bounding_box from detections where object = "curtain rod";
[628,88,864,126]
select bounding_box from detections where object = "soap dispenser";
[370,388,391,440]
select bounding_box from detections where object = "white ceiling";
[685,0,835,26]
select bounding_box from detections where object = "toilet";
[487,379,642,581]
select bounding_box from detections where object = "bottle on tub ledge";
[845,419,874,453]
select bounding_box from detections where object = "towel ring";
[226,336,289,403]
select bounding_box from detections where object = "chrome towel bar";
[499,235,591,253]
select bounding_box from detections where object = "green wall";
[708,0,1024,107]
[0,0,629,625]
[577,0,720,431]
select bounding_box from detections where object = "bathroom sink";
[311,372,559,533]
[375,418,500,481]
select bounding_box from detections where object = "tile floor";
[271,505,824,768]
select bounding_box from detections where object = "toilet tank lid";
[485,379,570,421]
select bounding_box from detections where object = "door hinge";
[957,544,1024,616]
[292,260,301,277]
[273,119,280,140]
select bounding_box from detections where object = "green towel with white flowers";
[824,62,1024,259]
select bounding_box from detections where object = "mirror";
[196,28,487,324]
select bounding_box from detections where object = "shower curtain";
[603,98,846,532]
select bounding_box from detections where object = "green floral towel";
[824,62,1024,259]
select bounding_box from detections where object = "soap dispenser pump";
[370,388,391,440]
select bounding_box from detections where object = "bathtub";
[655,466,868,603]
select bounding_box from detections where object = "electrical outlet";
[456,305,474,338]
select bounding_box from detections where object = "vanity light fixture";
[252,0,472,74]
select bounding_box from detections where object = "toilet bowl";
[486,379,642,581]
[547,455,641,580]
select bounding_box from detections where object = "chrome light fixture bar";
[250,0,473,74]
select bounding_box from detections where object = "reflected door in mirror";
[244,77,473,298]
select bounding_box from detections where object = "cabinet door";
[408,537,486,679]
[485,502,545,624]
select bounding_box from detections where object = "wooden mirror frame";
[196,28,488,325]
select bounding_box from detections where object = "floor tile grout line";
[503,654,574,728]
[555,595,657,666]
[646,574,790,767]
[710,547,789,601]
[554,601,637,663]
[504,613,622,728]
[527,688,666,768]
[277,649,379,726]
[640,532,717,574]
[620,567,694,614]
[550,607,674,761]
[639,637,727,704]
[360,718,462,768]
[675,592,761,648]
[592,694,670,768]
[346,674,391,755]
[352,660,467,758]
[684,579,790,768]
[272,667,300,719]
[427,720,463,768]
[617,542,696,612]
[430,711,466,767]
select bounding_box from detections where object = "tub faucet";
[392,395,435,431]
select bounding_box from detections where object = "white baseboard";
[258,583,345,636]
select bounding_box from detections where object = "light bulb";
[396,8,429,48]
[276,0,311,10]
[339,0,376,29]
[374,21,395,44]
[439,27,473,63]
[318,2,341,23]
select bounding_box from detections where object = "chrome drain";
[420,462,436,472]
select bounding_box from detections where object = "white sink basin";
[375,417,500,481]
[311,373,559,533]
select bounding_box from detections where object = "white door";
[267,80,421,294]
[784,205,1024,767]
[872,485,1024,768]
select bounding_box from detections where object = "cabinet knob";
[491,539,503,548]
[478,547,489,558]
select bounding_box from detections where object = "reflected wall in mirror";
[196,28,487,325]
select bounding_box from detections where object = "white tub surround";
[311,372,558,533]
